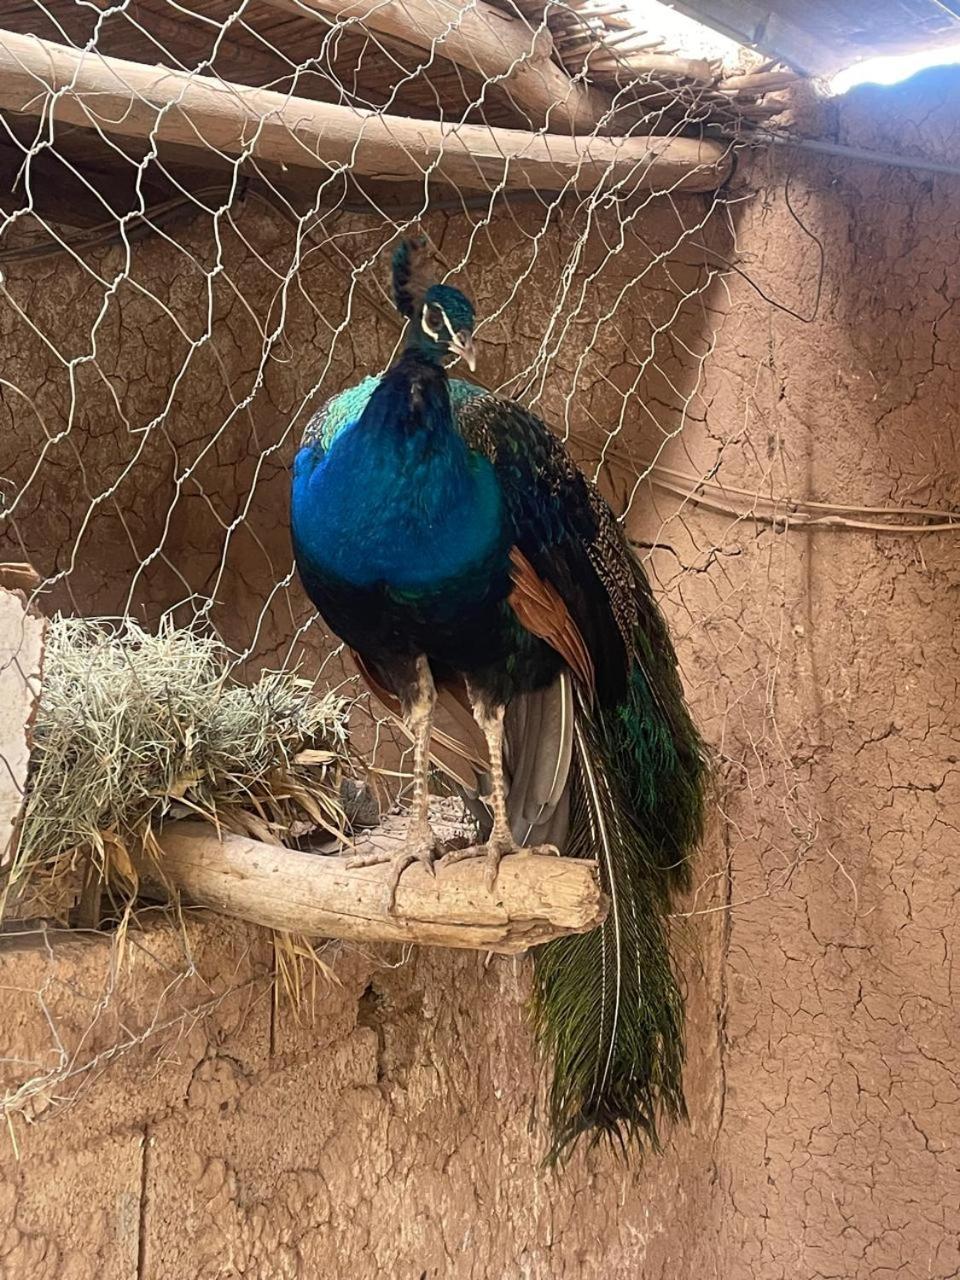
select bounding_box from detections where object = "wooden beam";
[578,52,718,82]
[718,68,801,94]
[0,585,44,872]
[138,822,608,955]
[0,564,41,592]
[0,31,734,194]
[260,0,611,132]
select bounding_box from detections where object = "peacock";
[290,238,708,1159]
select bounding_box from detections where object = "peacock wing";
[454,392,634,705]
[457,391,705,1159]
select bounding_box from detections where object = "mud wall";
[1,68,959,1279]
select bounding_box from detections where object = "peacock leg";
[442,697,557,890]
[346,655,439,911]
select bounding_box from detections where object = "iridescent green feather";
[303,377,484,452]
[536,643,706,1161]
[451,391,709,1162]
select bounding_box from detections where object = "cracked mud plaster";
[1,71,959,1278]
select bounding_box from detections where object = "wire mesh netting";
[0,0,833,1132]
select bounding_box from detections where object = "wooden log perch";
[0,31,733,194]
[138,821,608,955]
[260,0,612,133]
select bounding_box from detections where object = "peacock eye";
[425,306,443,330]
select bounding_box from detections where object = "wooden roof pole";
[261,0,613,132]
[0,31,733,193]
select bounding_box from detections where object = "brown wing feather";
[507,547,595,694]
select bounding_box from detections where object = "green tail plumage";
[533,610,708,1161]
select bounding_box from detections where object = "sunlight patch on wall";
[828,43,960,94]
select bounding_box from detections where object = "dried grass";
[4,616,351,921]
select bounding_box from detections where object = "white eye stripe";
[421,304,461,343]
[421,306,440,341]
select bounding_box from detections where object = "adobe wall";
[1,67,958,1279]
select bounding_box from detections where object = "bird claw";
[346,820,439,913]
[440,837,559,892]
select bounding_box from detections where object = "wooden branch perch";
[261,0,612,132]
[0,31,733,194]
[138,822,608,954]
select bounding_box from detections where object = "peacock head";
[417,283,477,372]
[392,237,478,372]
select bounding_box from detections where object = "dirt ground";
[1,67,959,1279]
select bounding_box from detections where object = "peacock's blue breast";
[291,417,506,593]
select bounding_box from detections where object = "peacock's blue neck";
[291,350,506,592]
[404,327,450,367]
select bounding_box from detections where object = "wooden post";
[0,31,734,194]
[718,69,801,94]
[138,822,608,955]
[0,585,44,870]
[260,0,613,132]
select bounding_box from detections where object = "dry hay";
[4,616,352,923]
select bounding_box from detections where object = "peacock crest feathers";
[392,235,433,320]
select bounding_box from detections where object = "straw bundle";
[5,617,351,921]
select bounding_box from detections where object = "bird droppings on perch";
[138,822,608,955]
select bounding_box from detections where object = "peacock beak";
[450,330,477,373]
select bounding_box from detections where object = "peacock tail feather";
[533,614,708,1161]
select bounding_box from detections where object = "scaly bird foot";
[346,819,440,913]
[440,834,559,892]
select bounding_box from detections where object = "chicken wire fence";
[0,1,826,1130]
